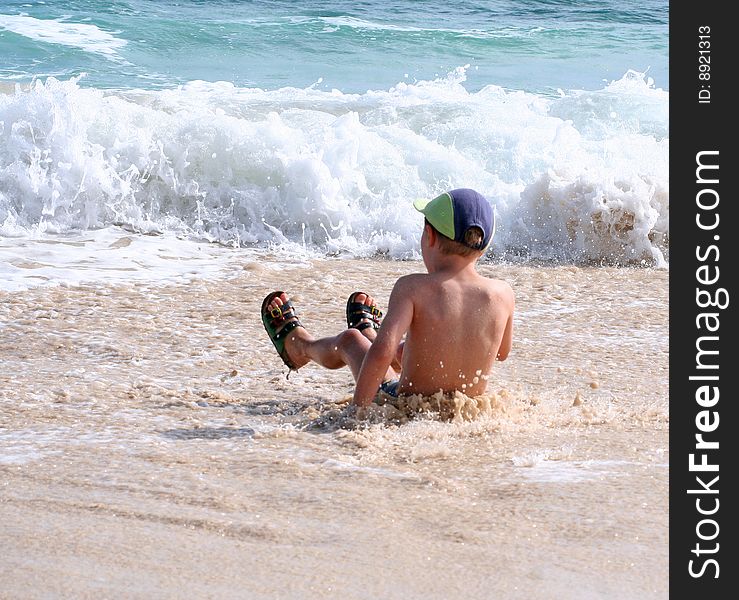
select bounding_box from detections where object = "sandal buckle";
[270,307,282,318]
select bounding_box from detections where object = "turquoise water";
[0,1,669,265]
[1,0,668,93]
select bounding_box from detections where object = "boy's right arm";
[352,277,415,407]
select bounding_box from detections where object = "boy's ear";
[425,222,437,246]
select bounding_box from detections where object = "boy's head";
[413,188,495,257]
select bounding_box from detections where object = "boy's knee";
[339,328,365,347]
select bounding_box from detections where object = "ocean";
[1,0,668,285]
[1,2,669,598]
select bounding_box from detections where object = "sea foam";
[0,68,668,265]
[0,14,127,59]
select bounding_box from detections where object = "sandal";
[261,291,303,371]
[346,291,383,332]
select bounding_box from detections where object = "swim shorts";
[378,379,400,398]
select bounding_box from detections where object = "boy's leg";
[266,293,397,381]
[349,292,404,370]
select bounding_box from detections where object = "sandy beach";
[0,0,673,595]
[1,254,668,599]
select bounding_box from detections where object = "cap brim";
[413,197,431,212]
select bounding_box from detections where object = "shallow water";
[0,252,668,599]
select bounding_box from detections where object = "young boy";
[261,188,514,408]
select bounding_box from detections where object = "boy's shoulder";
[467,274,515,307]
[482,275,515,302]
[392,272,433,292]
[394,271,512,296]
[488,276,514,294]
[388,273,436,300]
[395,272,428,285]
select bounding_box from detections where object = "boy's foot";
[261,291,312,370]
[346,291,383,338]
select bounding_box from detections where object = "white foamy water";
[0,227,263,291]
[1,69,668,267]
[318,15,546,39]
[0,14,127,58]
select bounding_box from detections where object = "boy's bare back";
[383,270,513,397]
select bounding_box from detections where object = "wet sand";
[0,256,668,599]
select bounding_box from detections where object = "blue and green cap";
[413,188,495,250]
